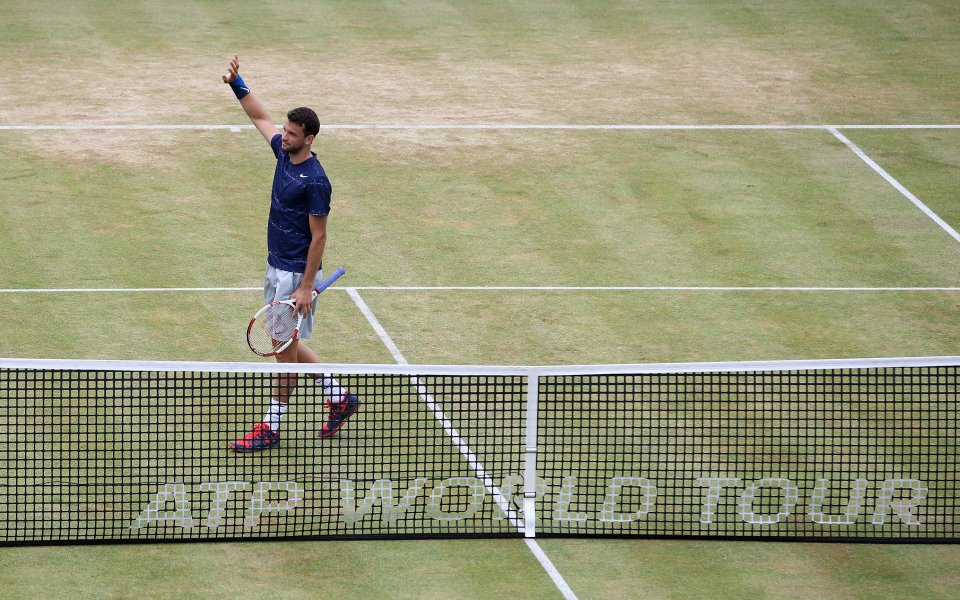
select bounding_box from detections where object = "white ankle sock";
[317,375,346,404]
[263,400,289,431]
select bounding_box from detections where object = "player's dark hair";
[287,107,320,138]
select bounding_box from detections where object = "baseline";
[0,123,958,131]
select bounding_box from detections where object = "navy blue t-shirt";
[267,133,332,273]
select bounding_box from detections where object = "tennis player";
[222,54,361,452]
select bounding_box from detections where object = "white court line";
[829,127,960,245]
[345,287,579,600]
[0,123,958,131]
[346,285,960,291]
[346,288,407,363]
[0,124,247,131]
[2,286,960,293]
[0,287,264,293]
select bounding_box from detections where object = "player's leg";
[294,271,362,438]
[231,341,297,452]
[230,266,293,452]
[273,339,301,403]
[287,335,359,429]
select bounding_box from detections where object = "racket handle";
[312,266,346,297]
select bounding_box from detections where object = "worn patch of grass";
[1,1,958,125]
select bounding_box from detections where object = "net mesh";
[537,368,957,539]
[0,359,956,545]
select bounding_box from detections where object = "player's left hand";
[222,54,240,84]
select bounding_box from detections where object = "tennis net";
[0,357,956,545]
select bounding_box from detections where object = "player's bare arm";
[291,215,328,317]
[223,54,280,144]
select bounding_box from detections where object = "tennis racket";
[246,267,346,357]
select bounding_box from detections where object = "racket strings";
[249,303,299,354]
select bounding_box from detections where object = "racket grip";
[313,266,346,297]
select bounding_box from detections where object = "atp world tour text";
[130,474,929,530]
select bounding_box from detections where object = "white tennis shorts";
[263,265,325,340]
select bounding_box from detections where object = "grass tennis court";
[1,0,959,598]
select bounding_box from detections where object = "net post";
[523,370,539,538]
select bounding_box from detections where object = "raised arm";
[222,54,280,145]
